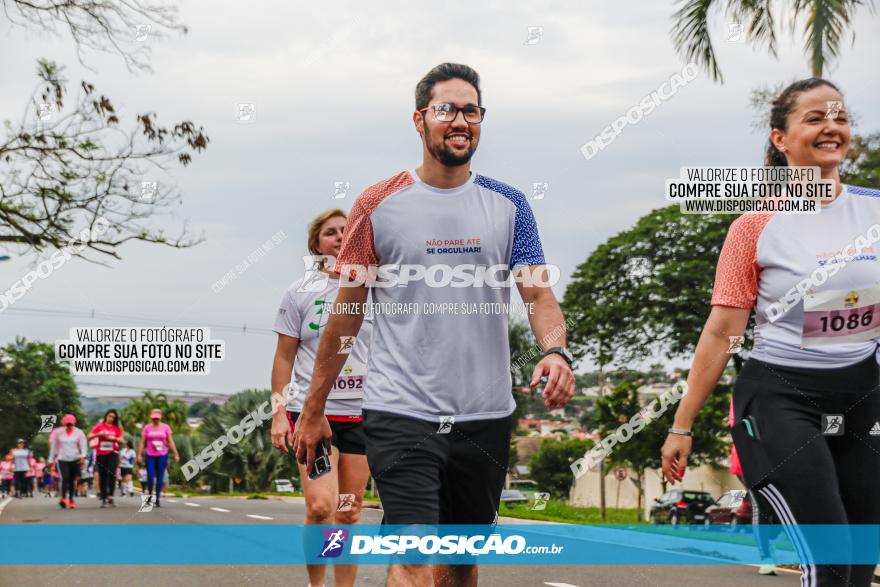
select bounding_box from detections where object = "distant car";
[509,479,540,500]
[500,489,529,504]
[649,489,715,525]
[703,490,751,526]
[274,479,296,493]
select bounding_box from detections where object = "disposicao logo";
[319,528,348,558]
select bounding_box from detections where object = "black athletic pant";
[13,471,27,496]
[95,453,118,501]
[732,355,880,587]
[58,460,80,502]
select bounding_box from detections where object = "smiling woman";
[662,77,880,587]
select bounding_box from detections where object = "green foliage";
[120,391,189,437]
[528,437,593,500]
[500,500,643,525]
[508,316,540,387]
[593,379,731,475]
[0,338,84,452]
[188,399,220,418]
[191,389,293,493]
[563,205,746,369]
[670,0,871,82]
[841,132,880,188]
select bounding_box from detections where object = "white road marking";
[545,583,581,587]
[184,502,200,507]
[0,497,11,517]
[247,514,273,520]
[167,499,178,503]
[210,507,231,513]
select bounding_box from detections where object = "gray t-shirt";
[12,448,31,472]
[273,275,373,416]
[333,170,545,422]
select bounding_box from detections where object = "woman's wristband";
[668,428,693,437]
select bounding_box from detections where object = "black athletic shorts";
[287,411,366,455]
[363,409,511,526]
[119,467,133,477]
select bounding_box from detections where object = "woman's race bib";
[802,286,880,348]
[99,441,114,452]
[328,359,366,400]
[152,440,166,452]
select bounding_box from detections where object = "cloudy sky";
[2,0,879,398]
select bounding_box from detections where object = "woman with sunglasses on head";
[89,409,124,507]
[137,409,179,507]
[662,79,880,587]
[49,414,87,509]
[270,208,373,587]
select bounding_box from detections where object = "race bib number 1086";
[802,286,880,348]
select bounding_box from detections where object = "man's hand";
[661,433,691,484]
[530,353,575,409]
[271,411,294,454]
[293,408,332,475]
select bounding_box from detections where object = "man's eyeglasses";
[418,103,486,124]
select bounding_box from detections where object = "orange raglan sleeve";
[710,214,773,309]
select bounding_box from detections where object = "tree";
[841,132,880,187]
[0,60,208,258]
[562,206,752,372]
[193,390,292,493]
[119,391,188,435]
[0,338,85,451]
[593,378,730,518]
[2,0,188,73]
[529,437,593,500]
[1,0,209,258]
[671,0,875,83]
[188,399,221,419]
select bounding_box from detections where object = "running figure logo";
[437,416,454,434]
[338,336,355,354]
[38,415,57,433]
[319,528,348,558]
[333,181,351,199]
[523,26,543,45]
[727,336,744,354]
[337,493,355,512]
[870,422,880,437]
[532,492,550,511]
[532,182,549,200]
[297,254,333,292]
[138,495,154,513]
[821,414,844,436]
[727,23,744,42]
[825,101,843,120]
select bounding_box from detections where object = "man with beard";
[294,63,574,587]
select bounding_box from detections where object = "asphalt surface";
[0,493,805,586]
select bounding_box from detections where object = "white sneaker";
[758,564,778,575]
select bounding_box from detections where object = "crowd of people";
[2,409,178,510]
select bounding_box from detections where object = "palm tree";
[120,391,188,433]
[671,0,875,82]
[195,390,293,493]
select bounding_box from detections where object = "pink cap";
[62,414,76,425]
[150,409,162,419]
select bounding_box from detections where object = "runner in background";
[118,441,136,496]
[137,466,147,493]
[49,414,87,509]
[0,453,13,497]
[80,446,96,498]
[24,454,37,497]
[11,439,32,498]
[39,459,53,497]
[271,208,373,587]
[89,409,123,507]
[137,409,179,507]
[662,79,880,587]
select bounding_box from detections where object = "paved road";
[0,493,803,586]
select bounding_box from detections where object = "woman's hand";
[661,433,692,484]
[271,411,292,453]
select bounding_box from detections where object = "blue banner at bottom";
[1,524,878,565]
